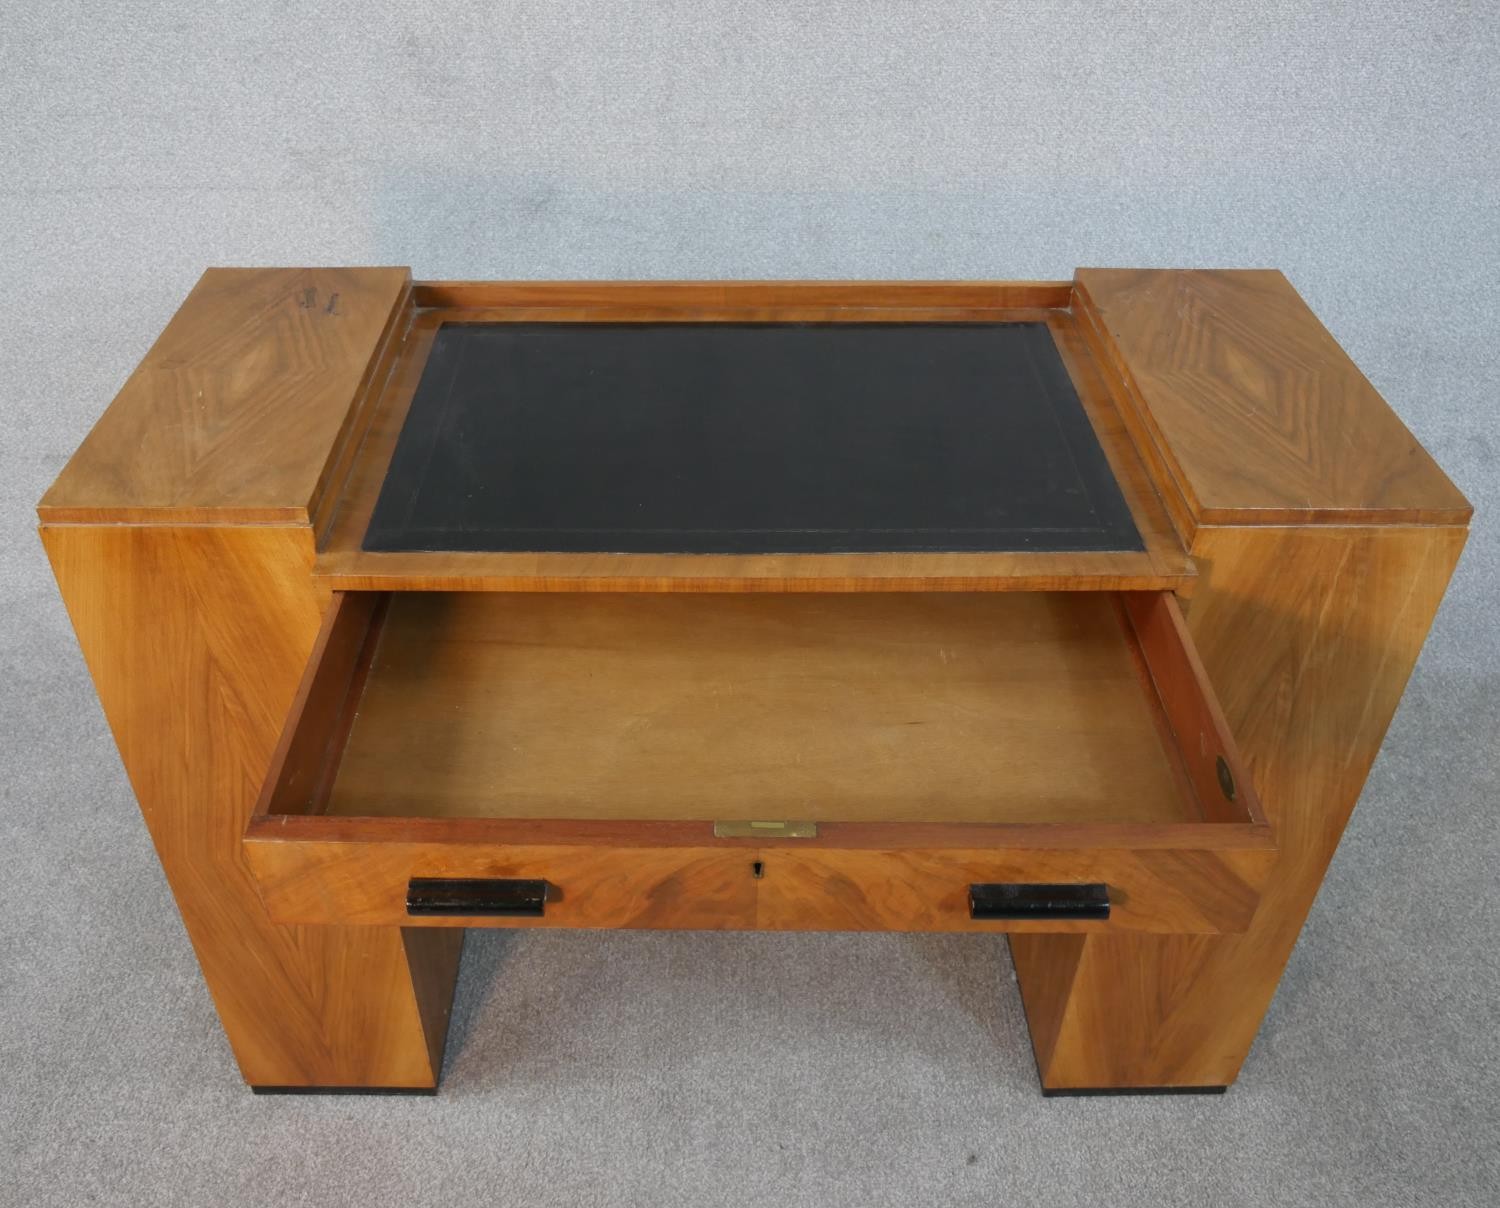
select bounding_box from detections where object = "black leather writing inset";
[363,322,1143,555]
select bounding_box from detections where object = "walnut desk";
[38,271,1470,1095]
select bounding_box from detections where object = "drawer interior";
[261,590,1257,830]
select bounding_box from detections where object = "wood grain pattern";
[244,828,1273,934]
[41,523,456,1088]
[1119,591,1257,825]
[751,846,1270,934]
[248,812,1274,852]
[321,591,1196,826]
[1074,268,1472,532]
[1013,523,1468,1088]
[316,551,1193,595]
[402,927,465,1080]
[1014,268,1472,1089]
[396,304,1071,326]
[256,590,384,823]
[1045,312,1196,589]
[314,302,1196,593]
[39,267,411,525]
[409,280,1075,311]
[247,840,762,930]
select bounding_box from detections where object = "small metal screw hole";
[1215,755,1236,802]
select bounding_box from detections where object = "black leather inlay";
[362,322,1142,555]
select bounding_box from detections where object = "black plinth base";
[250,1085,439,1096]
[1041,1084,1229,1097]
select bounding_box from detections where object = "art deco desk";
[38,270,1471,1095]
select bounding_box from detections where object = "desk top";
[362,321,1143,557]
[38,272,1470,593]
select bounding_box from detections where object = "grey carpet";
[2,3,1497,1206]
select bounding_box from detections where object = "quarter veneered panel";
[39,266,411,524]
[41,522,452,1088]
[1075,268,1471,527]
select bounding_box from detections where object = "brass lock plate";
[712,820,818,839]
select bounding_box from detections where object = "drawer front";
[752,846,1272,934]
[245,831,760,930]
[244,825,1273,934]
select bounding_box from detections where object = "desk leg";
[43,523,461,1091]
[1013,524,1466,1092]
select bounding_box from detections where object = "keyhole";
[751,861,764,880]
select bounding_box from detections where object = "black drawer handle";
[406,878,548,917]
[969,883,1109,921]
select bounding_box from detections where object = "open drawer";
[244,590,1274,934]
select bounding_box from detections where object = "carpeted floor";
[2,4,1497,1206]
